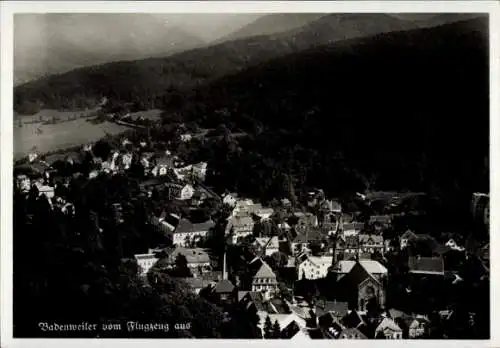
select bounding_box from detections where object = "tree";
[173,254,192,278]
[93,139,113,160]
[270,252,288,269]
[263,316,273,339]
[309,240,323,256]
[272,320,281,339]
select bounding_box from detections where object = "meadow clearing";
[14,112,130,159]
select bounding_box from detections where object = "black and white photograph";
[1,1,498,345]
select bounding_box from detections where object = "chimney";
[222,252,228,280]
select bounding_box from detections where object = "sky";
[14,13,262,45]
[13,13,263,84]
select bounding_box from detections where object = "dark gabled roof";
[308,328,325,339]
[213,279,235,294]
[242,291,266,312]
[174,219,214,234]
[292,227,324,243]
[408,256,445,275]
[267,298,291,314]
[337,262,380,297]
[341,311,366,329]
[315,300,349,318]
[281,320,301,339]
[181,277,213,290]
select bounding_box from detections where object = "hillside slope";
[216,13,327,42]
[14,13,430,112]
[14,13,206,85]
[178,18,489,213]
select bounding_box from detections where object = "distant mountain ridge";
[14,14,484,113]
[14,13,206,85]
[216,13,327,43]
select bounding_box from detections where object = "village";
[13,126,490,340]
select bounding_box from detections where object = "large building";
[298,256,333,280]
[173,219,215,246]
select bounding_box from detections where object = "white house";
[166,183,195,201]
[445,239,465,252]
[232,199,256,216]
[192,162,208,181]
[167,247,212,274]
[375,317,403,339]
[222,193,238,207]
[298,256,333,280]
[255,207,274,220]
[180,133,192,142]
[121,153,133,170]
[16,174,31,193]
[180,184,195,200]
[408,316,430,338]
[28,152,39,163]
[252,260,278,296]
[135,253,159,276]
[226,215,255,243]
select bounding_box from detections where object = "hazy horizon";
[13,13,462,85]
[14,13,263,85]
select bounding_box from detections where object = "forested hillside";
[170,17,489,229]
[14,13,446,114]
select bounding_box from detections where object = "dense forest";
[14,14,479,114]
[167,18,489,231]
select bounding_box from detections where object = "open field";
[15,108,98,124]
[14,116,130,159]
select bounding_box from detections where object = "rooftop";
[359,234,383,244]
[175,219,214,234]
[292,227,324,243]
[408,256,445,275]
[333,260,388,275]
[306,256,333,267]
[168,247,210,264]
[316,300,349,318]
[375,317,402,333]
[213,279,235,294]
[253,261,277,279]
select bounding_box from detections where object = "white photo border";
[1,1,499,348]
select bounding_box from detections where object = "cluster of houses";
[129,183,489,339]
[15,128,490,339]
[14,135,209,220]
